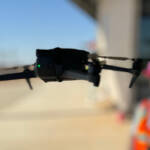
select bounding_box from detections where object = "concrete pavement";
[0,79,130,150]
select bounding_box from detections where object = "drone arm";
[0,70,36,90]
[102,64,133,74]
[0,71,36,81]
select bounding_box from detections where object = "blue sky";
[0,0,95,66]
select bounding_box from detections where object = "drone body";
[0,47,148,89]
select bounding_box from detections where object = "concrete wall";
[96,0,140,113]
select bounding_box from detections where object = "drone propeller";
[98,56,135,61]
[89,53,150,61]
[88,53,135,61]
[1,65,34,71]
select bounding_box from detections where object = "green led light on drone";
[37,64,41,68]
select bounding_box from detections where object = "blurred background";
[0,0,150,149]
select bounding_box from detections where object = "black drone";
[0,47,149,89]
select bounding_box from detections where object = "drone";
[0,47,149,89]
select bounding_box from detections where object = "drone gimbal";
[0,47,148,89]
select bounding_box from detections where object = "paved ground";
[0,79,131,150]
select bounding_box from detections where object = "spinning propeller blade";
[89,53,150,61]
[98,56,135,61]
